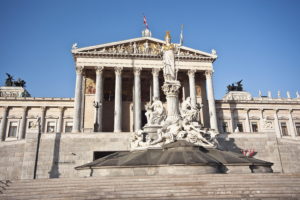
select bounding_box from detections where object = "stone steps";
[1,174,300,200]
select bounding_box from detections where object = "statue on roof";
[5,73,14,86]
[226,80,244,93]
[4,73,27,88]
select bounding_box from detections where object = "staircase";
[1,174,300,200]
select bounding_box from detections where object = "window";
[222,122,228,133]
[295,122,300,136]
[237,123,244,132]
[65,122,73,133]
[47,121,56,133]
[251,122,258,132]
[280,122,289,136]
[8,122,18,137]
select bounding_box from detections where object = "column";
[18,106,28,139]
[230,109,235,132]
[114,67,123,132]
[72,66,84,132]
[273,109,281,138]
[152,68,160,100]
[40,106,46,133]
[95,66,104,132]
[259,109,264,132]
[0,106,9,141]
[245,108,251,132]
[288,109,296,138]
[205,71,218,132]
[188,69,197,107]
[57,107,64,133]
[133,67,142,131]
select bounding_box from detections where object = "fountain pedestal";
[161,81,181,124]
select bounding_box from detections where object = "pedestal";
[161,81,181,124]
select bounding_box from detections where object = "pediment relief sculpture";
[72,38,215,60]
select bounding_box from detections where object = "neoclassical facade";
[0,32,300,141]
[0,30,300,180]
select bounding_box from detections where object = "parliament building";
[0,28,300,180]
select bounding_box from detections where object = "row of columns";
[0,106,66,142]
[72,66,219,133]
[227,108,298,137]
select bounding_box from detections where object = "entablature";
[75,57,213,71]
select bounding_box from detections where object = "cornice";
[73,52,216,62]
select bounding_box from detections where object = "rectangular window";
[47,121,56,133]
[8,122,18,137]
[65,122,73,133]
[251,122,258,132]
[237,123,244,132]
[295,122,300,136]
[281,122,289,136]
[222,122,228,133]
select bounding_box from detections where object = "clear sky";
[0,0,299,99]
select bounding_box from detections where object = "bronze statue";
[226,80,243,93]
[4,73,26,88]
[5,73,13,86]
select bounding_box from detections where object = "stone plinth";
[143,125,162,140]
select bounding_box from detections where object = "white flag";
[180,24,184,45]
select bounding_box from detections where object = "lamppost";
[93,101,101,132]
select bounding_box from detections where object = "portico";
[71,37,218,133]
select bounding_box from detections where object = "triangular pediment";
[72,37,217,60]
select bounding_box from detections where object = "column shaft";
[40,107,46,133]
[57,107,64,133]
[152,68,160,100]
[18,107,28,139]
[273,110,281,138]
[0,107,9,141]
[188,70,197,107]
[289,110,296,138]
[134,68,142,131]
[245,109,251,132]
[205,71,218,132]
[72,66,84,132]
[230,109,235,132]
[114,67,123,132]
[259,109,264,132]
[95,67,104,132]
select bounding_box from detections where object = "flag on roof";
[144,16,149,29]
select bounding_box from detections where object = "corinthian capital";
[95,66,104,75]
[187,69,196,77]
[114,67,123,76]
[76,66,84,74]
[152,68,160,76]
[133,67,142,76]
[205,70,213,78]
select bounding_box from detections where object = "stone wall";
[278,138,300,173]
[217,132,283,173]
[0,140,25,180]
[32,132,130,179]
[1,131,300,180]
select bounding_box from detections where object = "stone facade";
[0,31,299,180]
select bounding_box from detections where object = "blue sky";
[0,0,299,99]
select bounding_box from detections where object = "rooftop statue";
[4,73,26,88]
[226,80,243,93]
[5,73,14,86]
